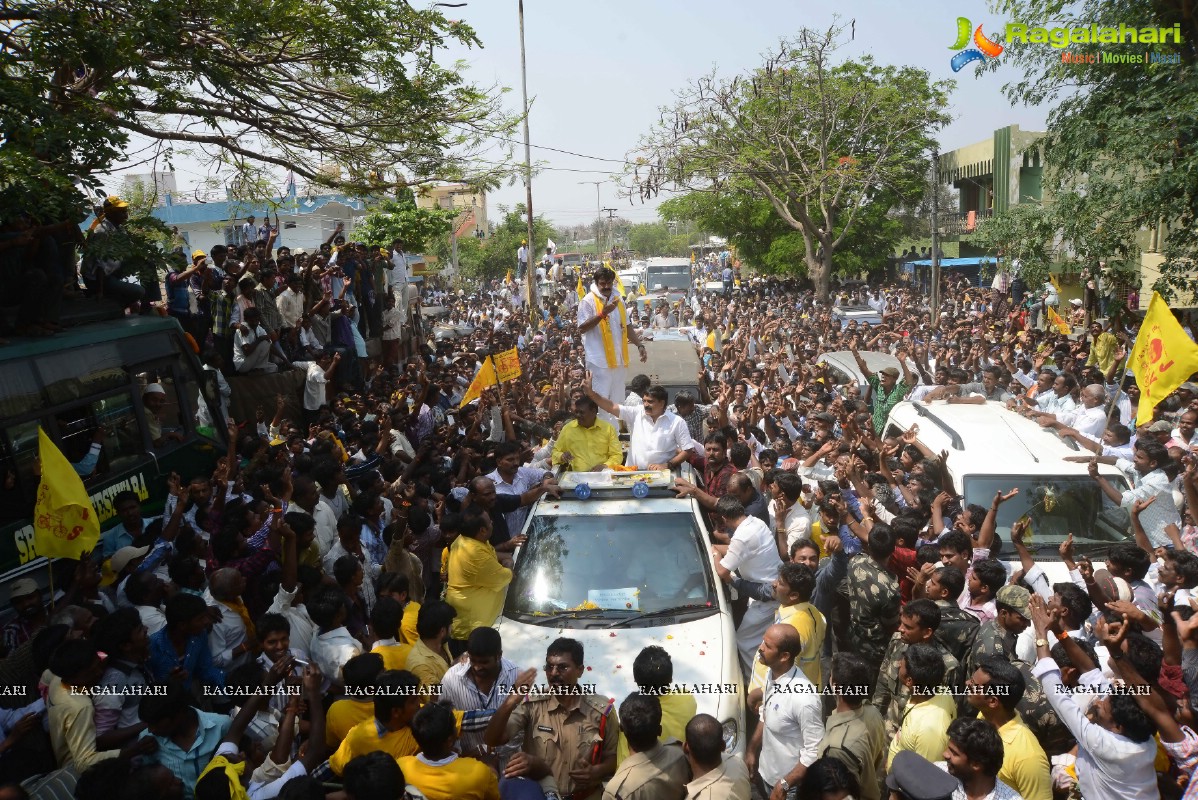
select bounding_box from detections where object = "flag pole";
[490,354,506,406]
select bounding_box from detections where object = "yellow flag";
[1132,292,1198,421]
[706,331,716,350]
[459,358,498,408]
[614,273,626,297]
[638,281,646,297]
[690,251,695,263]
[33,427,100,560]
[492,348,522,382]
[1046,305,1071,335]
[576,274,586,301]
[1049,274,1062,293]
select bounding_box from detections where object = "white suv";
[884,401,1133,584]
[494,466,745,754]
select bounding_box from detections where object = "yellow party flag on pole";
[33,427,100,560]
[638,281,646,297]
[1049,274,1061,293]
[1132,292,1198,421]
[1046,305,1071,335]
[459,358,499,408]
[614,273,626,297]
[576,274,586,301]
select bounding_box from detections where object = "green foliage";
[973,202,1058,287]
[354,196,455,251]
[83,215,176,285]
[627,223,689,257]
[985,0,1198,302]
[463,205,558,282]
[631,24,952,298]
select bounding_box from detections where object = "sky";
[106,0,1052,229]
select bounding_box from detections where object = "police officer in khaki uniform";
[485,637,618,800]
[602,693,688,800]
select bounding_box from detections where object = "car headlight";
[721,717,739,752]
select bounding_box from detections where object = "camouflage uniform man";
[967,585,1031,674]
[870,599,962,739]
[919,565,980,666]
[846,525,902,676]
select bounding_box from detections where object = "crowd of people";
[1,212,1197,800]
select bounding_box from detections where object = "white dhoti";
[737,598,778,677]
[586,361,626,427]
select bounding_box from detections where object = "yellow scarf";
[221,599,257,642]
[198,755,249,800]
[592,290,628,368]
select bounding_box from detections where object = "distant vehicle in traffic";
[831,305,884,328]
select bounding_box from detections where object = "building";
[414,183,488,239]
[938,124,1046,237]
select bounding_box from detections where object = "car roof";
[816,350,900,376]
[886,401,1126,478]
[643,337,701,387]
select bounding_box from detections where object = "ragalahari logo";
[950,17,1005,71]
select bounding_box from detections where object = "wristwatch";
[779,778,791,792]
[1034,638,1049,648]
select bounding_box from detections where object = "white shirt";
[1117,464,1182,547]
[486,465,548,538]
[233,324,269,369]
[577,289,629,368]
[136,605,167,637]
[303,361,328,411]
[721,515,784,583]
[758,665,824,787]
[1031,658,1157,800]
[276,288,305,329]
[297,500,339,557]
[1061,404,1107,439]
[616,404,693,470]
[309,626,363,684]
[771,503,812,554]
[1037,391,1077,416]
[267,585,317,656]
[208,599,251,671]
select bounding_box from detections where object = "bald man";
[208,567,255,672]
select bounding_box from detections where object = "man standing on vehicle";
[583,379,693,471]
[711,496,783,676]
[577,266,649,426]
[851,343,915,434]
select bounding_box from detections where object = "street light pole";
[578,180,606,256]
[518,0,536,322]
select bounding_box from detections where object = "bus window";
[138,369,188,450]
[0,421,39,525]
[0,363,42,419]
[39,343,127,406]
[92,393,144,474]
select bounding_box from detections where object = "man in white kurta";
[576,266,647,426]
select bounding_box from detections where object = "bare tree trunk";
[810,256,831,301]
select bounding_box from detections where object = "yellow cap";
[103,195,129,208]
[191,249,207,259]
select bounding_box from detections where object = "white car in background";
[495,467,745,755]
[884,401,1133,585]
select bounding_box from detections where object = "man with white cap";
[143,383,184,449]
[1,579,47,657]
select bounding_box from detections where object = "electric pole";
[602,208,617,259]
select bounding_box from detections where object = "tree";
[353,192,456,251]
[973,202,1058,288]
[1,0,517,225]
[985,0,1198,301]
[629,24,952,300]
[468,205,557,282]
[627,222,688,257]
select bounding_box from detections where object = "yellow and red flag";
[1132,292,1198,421]
[492,348,522,382]
[1046,305,1071,335]
[33,428,100,560]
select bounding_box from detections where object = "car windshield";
[646,273,690,290]
[963,475,1133,556]
[504,510,717,617]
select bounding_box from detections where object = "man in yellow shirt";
[1084,321,1120,374]
[398,702,499,800]
[370,597,413,671]
[966,657,1052,800]
[617,646,697,764]
[887,644,956,769]
[325,653,383,748]
[745,563,826,695]
[404,601,456,691]
[552,395,623,471]
[446,511,512,644]
[329,670,423,775]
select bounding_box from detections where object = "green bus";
[0,316,225,592]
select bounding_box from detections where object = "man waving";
[577,266,648,425]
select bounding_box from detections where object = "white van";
[884,401,1134,584]
[494,466,745,754]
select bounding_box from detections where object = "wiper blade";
[603,604,716,628]
[516,609,631,626]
